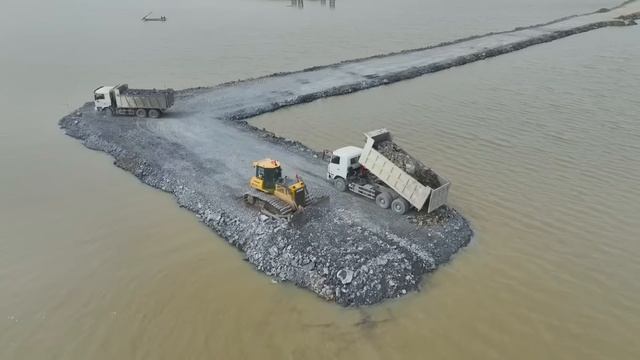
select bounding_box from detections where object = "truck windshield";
[94,94,105,100]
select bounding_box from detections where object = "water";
[1,0,639,359]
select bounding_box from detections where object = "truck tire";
[148,109,161,118]
[375,192,392,209]
[334,177,347,192]
[391,197,409,215]
[135,109,147,118]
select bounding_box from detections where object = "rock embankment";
[60,105,472,306]
[58,1,639,306]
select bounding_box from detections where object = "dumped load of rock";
[374,140,441,189]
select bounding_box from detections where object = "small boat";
[141,12,167,22]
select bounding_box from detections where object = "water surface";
[1,0,639,359]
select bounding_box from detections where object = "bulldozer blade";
[260,208,294,222]
[305,192,329,207]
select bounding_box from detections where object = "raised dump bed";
[360,129,450,213]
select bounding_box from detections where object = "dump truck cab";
[93,86,114,111]
[326,146,362,182]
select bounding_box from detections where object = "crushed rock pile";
[375,140,441,189]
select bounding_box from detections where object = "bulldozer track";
[243,189,327,220]
[243,191,295,217]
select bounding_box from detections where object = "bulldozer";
[243,159,316,219]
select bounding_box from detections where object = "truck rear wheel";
[148,109,161,118]
[375,192,392,209]
[334,177,347,192]
[135,109,147,118]
[391,197,409,215]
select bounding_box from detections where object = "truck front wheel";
[391,197,409,215]
[334,177,347,192]
[376,192,392,209]
[135,109,148,118]
[148,109,161,118]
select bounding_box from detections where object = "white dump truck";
[94,84,174,118]
[327,129,450,215]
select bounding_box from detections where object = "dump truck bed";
[112,84,174,110]
[359,129,450,213]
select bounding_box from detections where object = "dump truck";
[326,129,450,215]
[93,84,174,118]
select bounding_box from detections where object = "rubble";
[375,140,441,188]
[337,269,354,284]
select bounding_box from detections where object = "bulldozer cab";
[252,159,282,192]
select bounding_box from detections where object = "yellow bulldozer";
[243,159,317,219]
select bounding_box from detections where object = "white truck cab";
[326,146,362,189]
[93,86,114,110]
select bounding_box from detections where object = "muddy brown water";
[1,0,640,359]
